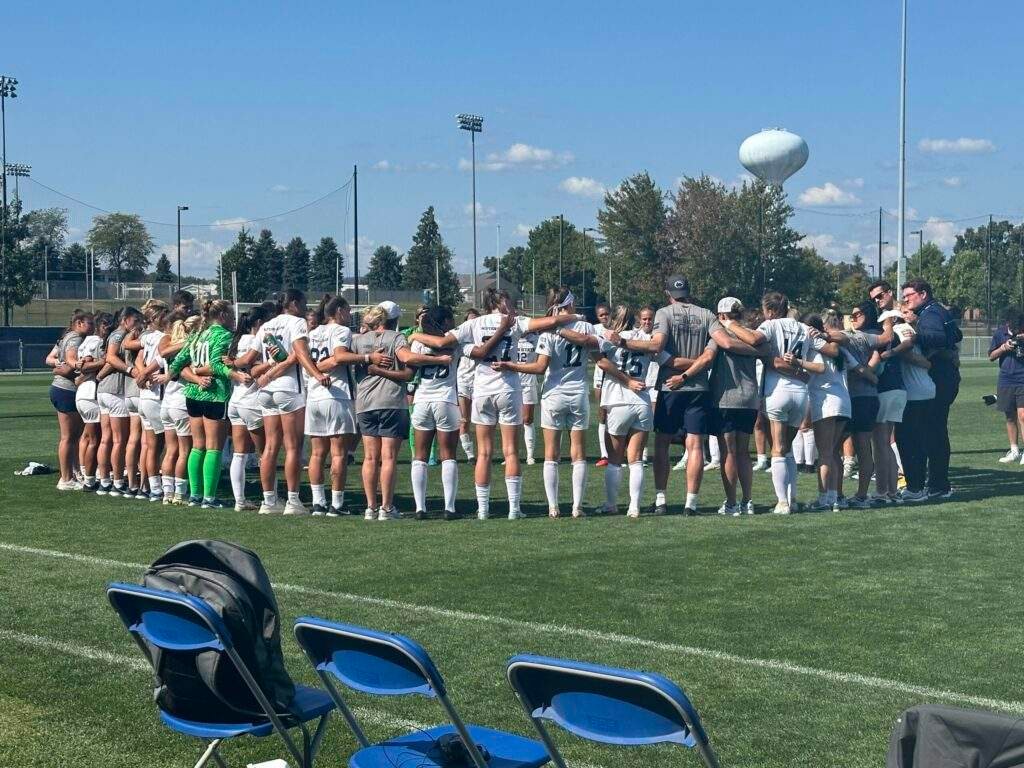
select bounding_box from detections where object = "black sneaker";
[311,504,328,516]
[649,502,669,516]
[415,509,427,520]
[326,505,349,517]
[927,487,954,499]
[444,509,462,520]
[188,495,203,507]
[83,481,100,493]
[200,498,228,509]
[683,506,698,517]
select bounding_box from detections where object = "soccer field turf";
[1,362,1022,767]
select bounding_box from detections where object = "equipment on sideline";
[887,704,1024,767]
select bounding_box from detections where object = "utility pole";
[176,205,188,292]
[878,207,884,279]
[353,164,359,305]
[896,0,908,290]
[910,229,923,279]
[0,75,18,327]
[986,214,993,333]
[495,224,501,292]
[558,214,564,286]
[457,114,483,304]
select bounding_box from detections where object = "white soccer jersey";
[517,334,539,392]
[592,323,607,388]
[450,313,532,396]
[259,313,309,393]
[757,318,824,395]
[411,340,459,404]
[536,320,597,395]
[305,323,354,402]
[228,334,263,406]
[598,330,668,407]
[139,330,167,401]
[806,345,849,399]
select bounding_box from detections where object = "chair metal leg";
[309,713,331,763]
[212,752,229,768]
[194,740,223,768]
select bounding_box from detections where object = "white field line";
[3,541,1024,715]
[0,628,602,768]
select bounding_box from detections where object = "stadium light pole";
[457,113,483,303]
[558,214,564,286]
[986,214,993,333]
[910,229,922,278]
[877,206,888,280]
[495,223,501,292]
[582,227,598,309]
[6,162,29,203]
[0,74,18,327]
[896,0,908,290]
[176,205,189,292]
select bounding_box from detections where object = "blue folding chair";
[293,616,550,768]
[506,654,720,768]
[107,583,334,768]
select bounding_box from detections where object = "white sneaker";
[771,502,792,515]
[258,500,284,515]
[56,479,81,491]
[999,448,1021,463]
[571,507,586,519]
[377,506,399,521]
[364,507,377,521]
[526,457,536,465]
[234,500,258,512]
[548,506,560,518]
[477,509,490,520]
[672,454,688,471]
[704,460,721,471]
[807,497,832,512]
[508,509,525,520]
[626,507,640,518]
[743,500,756,515]
[283,499,310,516]
[717,501,738,516]
[752,457,769,472]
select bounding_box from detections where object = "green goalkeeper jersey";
[169,323,234,402]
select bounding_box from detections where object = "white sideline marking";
[0,629,602,768]
[3,541,1024,715]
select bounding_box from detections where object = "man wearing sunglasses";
[868,280,908,500]
[900,279,962,499]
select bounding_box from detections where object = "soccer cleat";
[626,507,641,518]
[683,506,698,517]
[571,507,586,519]
[258,500,284,515]
[187,495,202,507]
[703,460,720,471]
[283,500,311,516]
[508,509,525,520]
[526,457,536,465]
[771,502,792,515]
[82,481,100,493]
[170,494,189,506]
[414,509,427,520]
[108,485,125,498]
[201,498,228,509]
[595,458,608,468]
[672,455,688,471]
[847,495,876,509]
[56,479,81,491]
[364,507,377,521]
[649,502,668,516]
[377,506,399,521]
[326,505,349,517]
[548,507,560,519]
[234,500,258,512]
[594,504,616,516]
[744,500,756,515]
[443,509,462,521]
[477,509,489,520]
[149,492,163,503]
[999,448,1021,463]
[752,457,769,472]
[1020,453,1024,466]
[310,504,328,516]
[717,502,738,516]
[886,493,904,505]
[806,497,833,512]
[96,483,112,495]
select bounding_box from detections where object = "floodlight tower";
[176,205,189,291]
[457,113,483,302]
[5,162,30,202]
[1,74,18,328]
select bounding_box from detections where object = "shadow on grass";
[946,465,1024,504]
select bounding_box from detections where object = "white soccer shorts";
[411,401,462,432]
[471,390,523,426]
[765,389,809,428]
[138,398,165,433]
[521,376,538,405]
[605,402,653,436]
[304,399,357,437]
[76,397,100,425]
[99,393,129,418]
[160,405,191,437]
[540,390,590,431]
[228,400,265,431]
[259,389,305,417]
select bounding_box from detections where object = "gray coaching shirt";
[653,302,721,392]
[350,329,409,413]
[707,337,760,410]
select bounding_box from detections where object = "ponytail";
[318,293,350,324]
[482,287,510,312]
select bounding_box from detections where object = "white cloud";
[158,239,222,277]
[921,218,959,251]
[373,160,444,172]
[373,160,393,171]
[269,184,291,193]
[515,223,531,237]
[942,176,965,188]
[343,235,376,257]
[560,176,606,198]
[798,182,862,206]
[463,202,497,221]
[918,137,996,154]
[798,233,866,262]
[460,142,574,172]
[844,177,865,188]
[211,217,248,232]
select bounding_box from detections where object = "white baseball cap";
[717,297,743,314]
[878,309,903,323]
[378,300,401,320]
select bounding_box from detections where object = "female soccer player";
[803,311,851,512]
[47,309,91,489]
[592,302,611,467]
[412,288,582,519]
[255,289,327,516]
[456,307,480,460]
[168,300,242,509]
[75,312,111,491]
[158,311,198,505]
[224,307,267,511]
[96,308,142,497]
[409,306,463,519]
[517,331,540,465]
[134,300,170,501]
[305,295,361,516]
[496,287,599,518]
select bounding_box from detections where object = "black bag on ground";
[140,539,297,723]
[887,704,1024,767]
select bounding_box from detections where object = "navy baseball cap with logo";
[666,275,690,299]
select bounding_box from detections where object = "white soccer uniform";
[517,334,539,406]
[258,313,309,415]
[537,320,597,431]
[226,334,265,431]
[74,335,105,424]
[456,349,476,400]
[450,313,532,426]
[137,330,166,433]
[159,338,191,436]
[592,323,607,391]
[598,331,669,435]
[410,341,461,432]
[302,323,357,436]
[758,318,824,427]
[806,345,851,421]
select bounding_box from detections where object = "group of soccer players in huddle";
[46,273,935,520]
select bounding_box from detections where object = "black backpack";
[140,540,297,723]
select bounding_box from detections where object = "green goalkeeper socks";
[187,448,205,498]
[202,449,222,500]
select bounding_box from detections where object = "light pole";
[557,214,564,286]
[582,227,598,309]
[896,0,908,289]
[495,224,501,292]
[5,162,29,203]
[877,207,886,279]
[457,113,483,304]
[986,214,993,333]
[910,229,923,278]
[0,74,17,327]
[176,205,189,292]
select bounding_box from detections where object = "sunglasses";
[850,311,864,318]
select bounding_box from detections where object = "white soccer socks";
[571,460,587,513]
[230,453,247,503]
[523,422,535,462]
[411,459,428,512]
[604,463,621,510]
[628,462,644,511]
[597,423,608,459]
[543,461,559,512]
[771,457,789,504]
[441,460,458,513]
[505,476,523,518]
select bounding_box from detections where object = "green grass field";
[2,362,1022,768]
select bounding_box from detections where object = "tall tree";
[403,207,461,307]
[0,200,34,325]
[60,243,94,275]
[595,172,667,307]
[524,217,593,306]
[283,237,310,292]
[218,229,256,301]
[154,253,175,282]
[944,249,986,312]
[250,229,282,297]
[24,207,69,277]
[955,220,1020,315]
[86,212,155,283]
[309,237,342,293]
[484,245,528,296]
[366,245,404,290]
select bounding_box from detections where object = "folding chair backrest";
[294,617,445,698]
[506,654,718,768]
[108,582,230,654]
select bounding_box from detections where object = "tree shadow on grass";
[945,465,1024,504]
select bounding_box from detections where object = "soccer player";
[494,287,599,518]
[224,307,268,511]
[158,311,198,505]
[134,300,170,501]
[456,307,481,460]
[411,287,583,520]
[305,295,360,516]
[409,306,463,520]
[255,289,327,516]
[592,302,611,467]
[96,308,142,497]
[517,331,540,465]
[47,309,90,490]
[75,312,111,492]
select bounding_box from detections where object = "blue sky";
[5,0,1021,277]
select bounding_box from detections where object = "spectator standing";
[988,310,1024,464]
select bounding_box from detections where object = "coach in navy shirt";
[900,279,961,497]
[988,311,1024,462]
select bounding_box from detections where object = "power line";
[23,175,354,228]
